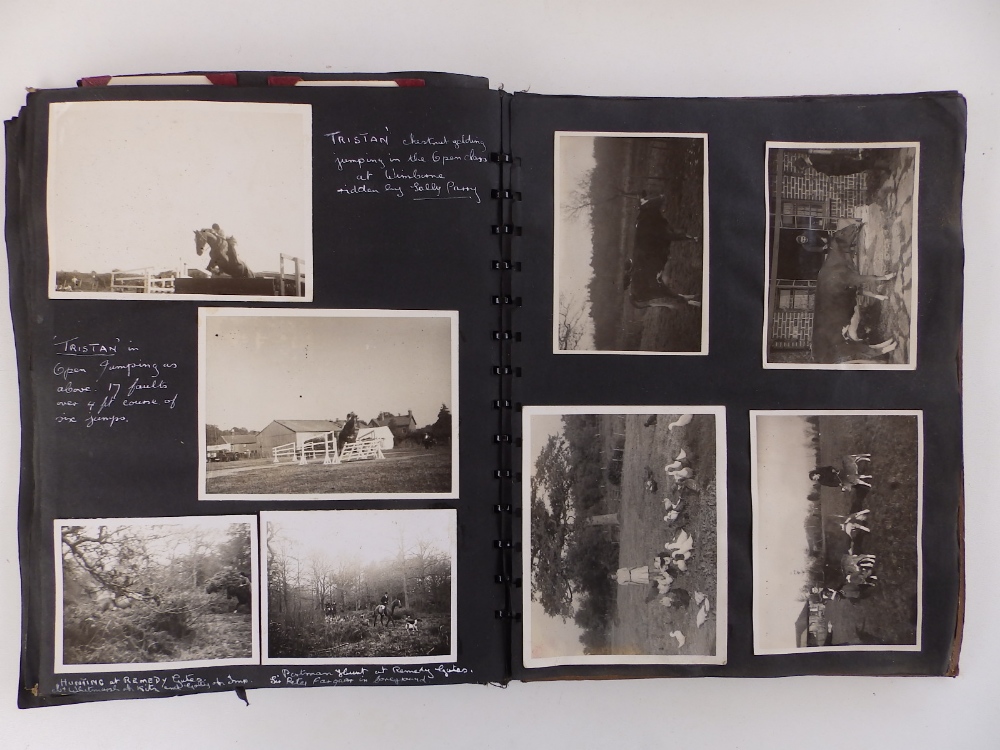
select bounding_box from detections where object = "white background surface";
[1,1,996,747]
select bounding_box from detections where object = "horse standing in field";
[372,598,402,627]
[193,225,255,279]
[626,196,702,310]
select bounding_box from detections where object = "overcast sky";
[202,311,454,432]
[47,100,311,275]
[263,509,455,568]
[554,134,597,350]
[753,415,816,651]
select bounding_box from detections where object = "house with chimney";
[371,410,418,441]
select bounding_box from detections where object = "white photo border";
[197,307,460,501]
[46,100,314,303]
[750,409,924,654]
[260,509,458,666]
[553,131,710,356]
[522,404,727,667]
[54,515,261,673]
[761,141,920,371]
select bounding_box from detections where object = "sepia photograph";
[198,308,458,500]
[54,516,259,673]
[262,509,457,664]
[554,132,708,355]
[47,100,312,300]
[523,406,726,667]
[763,143,918,369]
[751,411,923,653]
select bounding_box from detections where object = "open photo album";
[4,72,965,706]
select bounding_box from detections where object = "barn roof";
[271,419,343,433]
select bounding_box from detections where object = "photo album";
[4,72,965,706]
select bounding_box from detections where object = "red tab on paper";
[78,76,112,87]
[205,73,238,86]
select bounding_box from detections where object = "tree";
[529,436,576,619]
[61,525,156,599]
[206,424,223,445]
[562,165,644,220]
[430,404,452,442]
[557,295,587,351]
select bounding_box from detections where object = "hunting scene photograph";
[763,143,918,369]
[199,308,457,500]
[752,412,922,653]
[46,100,312,300]
[55,516,258,672]
[554,132,708,355]
[262,510,456,664]
[523,406,726,667]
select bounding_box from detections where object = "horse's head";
[194,229,211,256]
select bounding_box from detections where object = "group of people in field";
[611,419,713,650]
[807,453,881,640]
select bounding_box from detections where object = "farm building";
[223,433,261,458]
[256,419,348,459]
[372,410,418,440]
[766,147,881,354]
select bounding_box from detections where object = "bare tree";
[558,295,587,351]
[562,166,643,220]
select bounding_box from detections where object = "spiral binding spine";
[493,94,521,632]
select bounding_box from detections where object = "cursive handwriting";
[51,336,181,429]
[324,127,489,203]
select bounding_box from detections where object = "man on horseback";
[337,412,358,454]
[194,224,255,278]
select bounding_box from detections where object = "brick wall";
[781,151,865,218]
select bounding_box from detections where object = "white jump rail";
[110,265,186,294]
[272,431,384,466]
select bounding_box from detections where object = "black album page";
[507,92,965,679]
[7,80,508,706]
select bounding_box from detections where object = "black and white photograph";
[47,100,312,300]
[751,411,923,653]
[554,132,708,355]
[198,308,458,500]
[763,143,919,369]
[523,406,726,667]
[262,509,457,664]
[55,516,259,673]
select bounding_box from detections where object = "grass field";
[608,413,718,656]
[205,447,452,495]
[815,414,920,646]
[588,138,705,353]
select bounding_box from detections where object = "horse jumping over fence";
[194,225,255,279]
[372,598,402,627]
